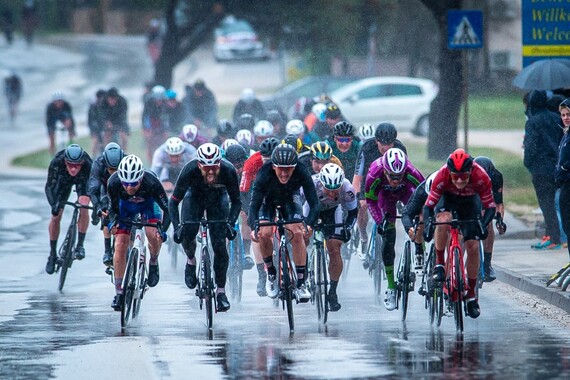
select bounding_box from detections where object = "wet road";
[1,176,569,379]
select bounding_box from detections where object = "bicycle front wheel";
[58,225,76,292]
[373,234,384,304]
[315,245,329,325]
[132,259,146,320]
[400,240,412,322]
[452,247,464,333]
[282,246,295,333]
[121,248,138,328]
[203,247,214,330]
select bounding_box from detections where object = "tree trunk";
[422,0,464,160]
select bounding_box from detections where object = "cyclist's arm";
[364,163,383,224]
[45,158,60,207]
[150,174,171,231]
[106,175,121,222]
[87,161,104,209]
[226,164,242,225]
[402,184,426,232]
[301,168,319,227]
[247,178,265,229]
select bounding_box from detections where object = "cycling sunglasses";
[386,172,404,181]
[121,180,141,188]
[335,136,352,143]
[198,163,220,172]
[64,161,83,169]
[450,171,470,181]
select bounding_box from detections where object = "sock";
[77,232,86,247]
[216,287,225,294]
[436,249,445,265]
[115,279,123,294]
[50,240,57,254]
[415,242,424,255]
[256,263,266,278]
[104,237,111,251]
[149,255,158,265]
[467,278,477,299]
[263,256,276,276]
[484,252,492,266]
[329,280,338,294]
[187,257,196,265]
[296,266,305,287]
[385,265,395,289]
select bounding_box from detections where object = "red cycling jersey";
[240,151,264,193]
[425,163,496,210]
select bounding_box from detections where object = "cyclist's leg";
[356,200,369,248]
[284,198,308,288]
[180,192,202,288]
[207,193,231,311]
[73,194,91,259]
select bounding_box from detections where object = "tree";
[420,0,464,160]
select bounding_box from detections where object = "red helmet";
[447,148,473,173]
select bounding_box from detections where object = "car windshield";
[221,20,253,35]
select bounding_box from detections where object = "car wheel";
[414,115,429,137]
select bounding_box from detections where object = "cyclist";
[169,143,241,312]
[101,87,129,149]
[401,172,438,270]
[88,142,125,266]
[142,85,169,162]
[4,71,21,121]
[232,88,266,125]
[266,109,287,140]
[179,123,208,149]
[358,123,375,141]
[87,89,107,156]
[474,156,507,282]
[286,119,319,146]
[252,120,275,150]
[158,137,190,194]
[248,143,319,302]
[365,148,424,310]
[183,79,218,130]
[235,128,255,153]
[150,136,197,177]
[107,155,170,310]
[299,141,343,176]
[423,149,496,319]
[240,137,280,295]
[164,89,187,134]
[353,122,407,252]
[46,91,76,157]
[212,119,236,147]
[303,163,357,311]
[313,103,343,141]
[328,121,361,183]
[45,144,93,274]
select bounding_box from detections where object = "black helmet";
[266,109,283,126]
[102,142,125,169]
[64,144,85,164]
[375,122,397,144]
[282,134,303,153]
[224,144,248,166]
[237,113,255,131]
[474,156,495,177]
[217,119,234,136]
[334,121,355,137]
[259,137,280,157]
[271,143,298,167]
[325,103,341,119]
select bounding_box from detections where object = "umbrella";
[512,58,570,90]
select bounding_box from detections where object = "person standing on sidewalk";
[523,90,563,250]
[555,99,570,260]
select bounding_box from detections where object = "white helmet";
[181,124,198,142]
[235,129,253,146]
[359,123,375,140]
[424,172,438,195]
[196,143,221,165]
[285,119,305,136]
[312,103,326,122]
[151,85,166,100]
[118,154,145,182]
[319,163,345,190]
[382,148,407,175]
[253,120,274,137]
[241,88,255,102]
[52,90,65,101]
[165,137,185,156]
[221,138,239,152]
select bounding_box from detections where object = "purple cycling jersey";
[364,157,424,224]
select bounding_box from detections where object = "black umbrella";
[512,58,570,90]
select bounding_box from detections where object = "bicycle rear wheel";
[400,240,412,322]
[315,245,329,324]
[452,248,464,333]
[121,248,138,328]
[203,247,214,330]
[58,225,76,292]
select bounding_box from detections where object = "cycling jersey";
[401,178,430,233]
[364,157,424,224]
[45,150,93,209]
[240,151,265,214]
[101,95,129,134]
[87,155,113,211]
[248,161,319,228]
[355,138,407,193]
[150,141,197,176]
[46,100,75,134]
[107,170,171,233]
[328,138,361,182]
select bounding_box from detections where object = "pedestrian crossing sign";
[448,10,483,49]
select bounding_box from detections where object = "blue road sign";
[448,10,483,50]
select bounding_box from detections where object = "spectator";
[523,90,563,250]
[4,71,21,121]
[101,87,129,150]
[556,98,570,260]
[183,79,218,130]
[232,88,265,124]
[87,89,107,156]
[21,0,38,46]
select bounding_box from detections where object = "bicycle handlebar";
[180,218,228,227]
[312,222,346,230]
[64,201,94,210]
[118,218,163,232]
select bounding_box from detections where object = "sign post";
[448,10,483,152]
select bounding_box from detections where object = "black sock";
[296,266,305,287]
[104,237,111,251]
[263,256,276,276]
[484,252,492,265]
[329,280,338,294]
[50,240,57,254]
[77,232,86,247]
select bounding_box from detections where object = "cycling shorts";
[318,206,345,240]
[436,194,482,241]
[116,197,162,235]
[258,195,304,224]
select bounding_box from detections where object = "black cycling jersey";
[248,161,319,228]
[46,101,75,134]
[87,155,113,210]
[401,179,429,233]
[354,138,407,194]
[107,170,171,230]
[101,95,129,134]
[45,150,93,208]
[489,169,504,205]
[169,159,241,226]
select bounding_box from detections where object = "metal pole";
[463,50,469,151]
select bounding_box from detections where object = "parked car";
[213,16,269,62]
[261,75,359,119]
[329,76,439,136]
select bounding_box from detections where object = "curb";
[495,265,570,313]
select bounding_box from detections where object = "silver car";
[213,16,269,62]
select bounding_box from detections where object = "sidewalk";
[1,35,569,313]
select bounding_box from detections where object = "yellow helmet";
[310,141,333,160]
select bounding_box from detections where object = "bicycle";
[227,221,247,303]
[396,218,419,322]
[340,224,359,282]
[180,218,228,330]
[431,212,484,333]
[307,221,345,325]
[55,120,71,154]
[256,206,304,333]
[118,216,163,329]
[54,200,93,292]
[419,242,444,327]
